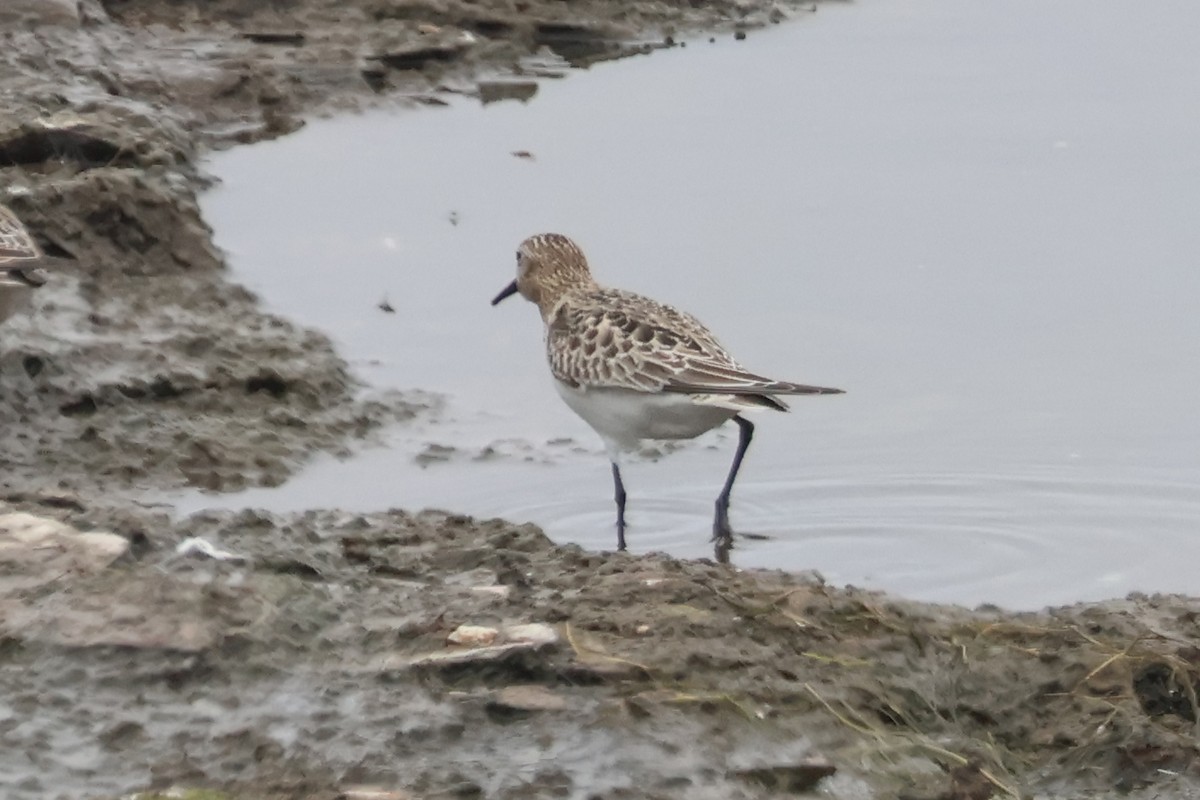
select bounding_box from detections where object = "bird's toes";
[713,537,733,564]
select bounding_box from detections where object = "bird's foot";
[714,499,771,542]
[712,508,735,563]
[712,497,737,539]
[711,505,770,561]
[713,538,733,564]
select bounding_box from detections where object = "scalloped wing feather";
[547,288,841,400]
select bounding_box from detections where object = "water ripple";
[496,465,1200,610]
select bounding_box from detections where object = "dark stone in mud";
[98,719,149,751]
[1133,660,1200,722]
[526,20,670,67]
[467,16,514,37]
[239,30,307,45]
[371,43,470,71]
[729,761,837,793]
[361,67,391,92]
[0,124,132,171]
[487,684,569,715]
[478,80,539,104]
[532,20,616,65]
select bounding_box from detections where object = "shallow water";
[188,0,1200,610]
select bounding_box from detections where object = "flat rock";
[491,684,569,712]
[371,42,468,71]
[0,511,129,593]
[503,622,559,645]
[561,659,647,682]
[478,81,539,104]
[338,786,414,800]
[395,642,538,670]
[379,621,560,672]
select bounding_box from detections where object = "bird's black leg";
[713,415,754,557]
[611,461,628,551]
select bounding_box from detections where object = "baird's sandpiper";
[492,233,843,559]
[0,204,49,325]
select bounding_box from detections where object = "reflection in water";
[190,0,1200,610]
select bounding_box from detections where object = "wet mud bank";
[2,1,1199,798]
[4,498,1200,799]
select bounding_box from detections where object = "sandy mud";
[2,1,1199,798]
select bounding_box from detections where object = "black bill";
[491,280,519,305]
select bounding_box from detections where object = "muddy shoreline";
[2,1,1199,798]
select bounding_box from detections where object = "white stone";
[447,624,499,646]
[503,622,559,646]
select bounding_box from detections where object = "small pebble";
[448,624,499,646]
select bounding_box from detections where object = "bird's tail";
[763,380,844,396]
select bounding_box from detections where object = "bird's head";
[492,233,596,315]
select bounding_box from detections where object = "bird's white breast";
[553,380,736,454]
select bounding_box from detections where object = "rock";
[531,20,619,67]
[442,622,557,650]
[377,621,560,673]
[370,42,469,71]
[395,642,539,670]
[415,443,456,466]
[240,31,307,46]
[0,512,128,592]
[448,624,500,646]
[339,786,414,800]
[490,685,568,712]
[478,81,539,105]
[470,585,512,599]
[561,659,646,682]
[504,622,559,646]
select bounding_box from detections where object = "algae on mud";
[2,0,1200,798]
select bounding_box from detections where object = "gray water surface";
[186,0,1200,610]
